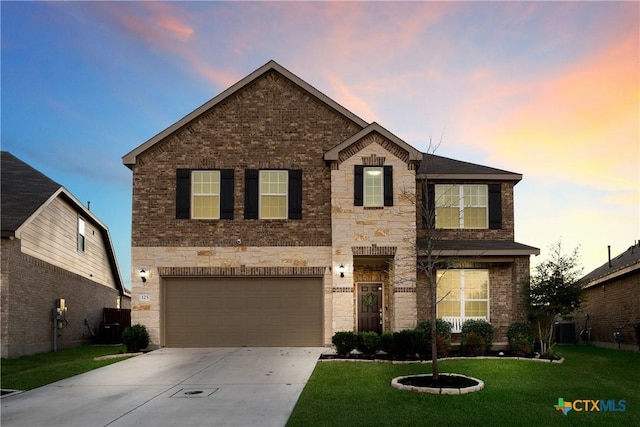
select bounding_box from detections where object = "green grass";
[288,345,639,427]
[1,345,131,391]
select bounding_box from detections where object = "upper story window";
[425,183,502,230]
[364,167,383,207]
[435,184,488,229]
[259,170,288,219]
[354,165,393,207]
[176,169,234,220]
[244,169,302,220]
[192,170,221,219]
[77,217,86,252]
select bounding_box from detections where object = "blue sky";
[2,1,638,290]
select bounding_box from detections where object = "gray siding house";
[1,152,129,358]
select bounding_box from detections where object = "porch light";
[338,264,346,278]
[140,269,148,283]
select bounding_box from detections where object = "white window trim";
[77,217,86,252]
[437,269,490,330]
[436,184,488,229]
[363,166,383,207]
[259,170,289,219]
[191,170,221,219]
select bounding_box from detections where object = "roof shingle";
[1,151,61,236]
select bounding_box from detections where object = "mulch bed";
[398,374,479,388]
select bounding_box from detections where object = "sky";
[2,1,638,291]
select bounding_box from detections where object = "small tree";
[527,241,583,354]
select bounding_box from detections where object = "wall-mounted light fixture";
[338,264,346,278]
[140,269,148,283]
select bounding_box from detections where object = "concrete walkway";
[1,347,325,427]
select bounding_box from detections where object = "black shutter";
[354,165,364,206]
[425,184,436,229]
[288,170,302,219]
[244,169,259,219]
[220,169,234,220]
[383,166,393,206]
[488,184,502,229]
[176,169,191,219]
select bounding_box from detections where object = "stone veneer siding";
[329,135,418,333]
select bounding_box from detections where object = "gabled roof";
[324,122,422,163]
[1,151,61,235]
[417,153,522,182]
[122,60,369,168]
[1,151,127,295]
[580,243,640,288]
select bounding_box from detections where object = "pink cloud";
[461,32,639,194]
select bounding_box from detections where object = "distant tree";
[526,241,583,354]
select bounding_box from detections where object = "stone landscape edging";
[319,355,564,364]
[391,373,485,395]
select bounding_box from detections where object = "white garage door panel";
[164,277,323,347]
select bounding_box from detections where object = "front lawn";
[288,345,639,427]
[1,345,130,391]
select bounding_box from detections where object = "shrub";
[332,331,357,357]
[391,329,419,360]
[356,332,381,357]
[435,335,450,358]
[415,319,452,341]
[462,332,486,356]
[507,322,534,356]
[122,324,150,353]
[461,319,494,355]
[414,320,451,358]
[379,332,394,355]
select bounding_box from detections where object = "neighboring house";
[122,60,539,349]
[1,152,129,358]
[576,243,640,350]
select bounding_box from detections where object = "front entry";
[357,283,383,334]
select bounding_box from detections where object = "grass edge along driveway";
[1,345,131,392]
[287,345,639,427]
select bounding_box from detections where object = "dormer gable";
[324,122,422,169]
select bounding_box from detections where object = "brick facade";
[416,256,530,346]
[1,239,129,358]
[577,272,640,350]
[132,70,362,248]
[416,181,515,241]
[124,61,537,349]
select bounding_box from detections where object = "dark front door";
[358,283,382,334]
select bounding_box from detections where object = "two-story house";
[1,152,129,358]
[122,60,538,349]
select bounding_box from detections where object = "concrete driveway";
[1,347,325,427]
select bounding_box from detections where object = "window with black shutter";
[176,169,234,220]
[244,169,259,219]
[244,169,302,220]
[488,184,502,229]
[354,165,393,207]
[288,170,302,219]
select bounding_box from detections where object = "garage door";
[164,277,323,347]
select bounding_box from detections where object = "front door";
[357,283,382,334]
